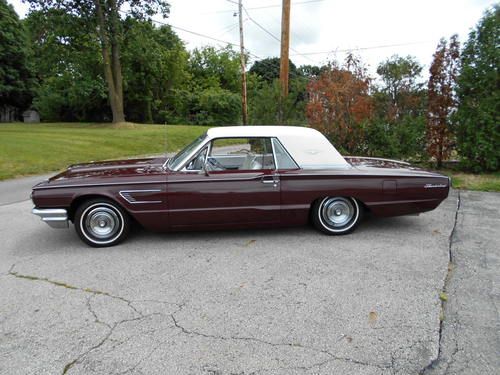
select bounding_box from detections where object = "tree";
[121,18,188,123]
[455,6,500,172]
[426,35,460,167]
[376,55,424,119]
[306,56,373,154]
[188,46,241,93]
[248,76,307,125]
[0,0,33,115]
[25,0,170,123]
[249,57,297,83]
[25,10,108,121]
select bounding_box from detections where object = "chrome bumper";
[32,208,69,229]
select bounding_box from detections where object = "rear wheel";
[312,196,362,235]
[75,199,130,247]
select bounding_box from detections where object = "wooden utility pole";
[238,0,248,125]
[280,0,291,100]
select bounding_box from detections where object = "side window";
[185,147,207,171]
[208,138,275,171]
[272,138,299,169]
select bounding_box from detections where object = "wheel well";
[69,195,125,222]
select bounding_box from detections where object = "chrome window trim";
[180,144,210,172]
[271,138,300,170]
[171,138,211,172]
[119,189,162,204]
[168,174,270,184]
[178,136,279,173]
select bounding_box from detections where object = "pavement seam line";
[419,190,461,374]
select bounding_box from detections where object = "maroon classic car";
[32,126,450,247]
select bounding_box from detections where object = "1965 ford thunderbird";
[31,126,450,247]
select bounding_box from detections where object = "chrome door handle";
[261,176,279,187]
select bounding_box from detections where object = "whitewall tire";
[312,196,362,235]
[75,199,130,247]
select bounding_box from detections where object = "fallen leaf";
[369,311,378,323]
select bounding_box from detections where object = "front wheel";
[75,199,130,247]
[312,196,362,235]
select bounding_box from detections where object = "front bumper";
[32,208,69,229]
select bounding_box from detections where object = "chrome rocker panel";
[32,208,69,229]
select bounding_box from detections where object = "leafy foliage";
[376,55,424,120]
[188,46,241,92]
[0,0,33,112]
[25,10,108,121]
[370,55,427,159]
[121,18,188,123]
[249,57,297,83]
[426,35,460,167]
[24,0,170,122]
[306,56,373,154]
[248,75,307,125]
[454,6,500,172]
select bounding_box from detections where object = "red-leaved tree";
[427,35,460,167]
[306,55,373,154]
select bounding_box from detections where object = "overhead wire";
[118,9,432,81]
[292,41,435,56]
[207,0,329,14]
[241,4,318,64]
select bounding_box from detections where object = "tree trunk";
[94,0,125,123]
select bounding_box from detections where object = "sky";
[9,0,497,78]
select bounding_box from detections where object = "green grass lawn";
[438,170,500,192]
[0,122,210,180]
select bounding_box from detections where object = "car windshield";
[167,133,207,170]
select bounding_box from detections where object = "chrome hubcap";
[85,207,120,239]
[322,197,355,227]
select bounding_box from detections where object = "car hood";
[34,156,167,188]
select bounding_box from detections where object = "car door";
[167,137,280,229]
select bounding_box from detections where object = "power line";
[292,41,435,56]
[241,5,317,64]
[207,0,328,14]
[116,10,308,80]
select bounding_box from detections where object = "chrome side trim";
[168,175,268,184]
[32,208,69,229]
[119,189,162,204]
[32,180,166,190]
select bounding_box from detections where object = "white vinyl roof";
[206,126,349,169]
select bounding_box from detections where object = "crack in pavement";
[6,265,184,374]
[170,313,392,372]
[419,191,461,374]
[8,266,146,317]
[62,313,160,374]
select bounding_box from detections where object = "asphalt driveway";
[0,176,498,374]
